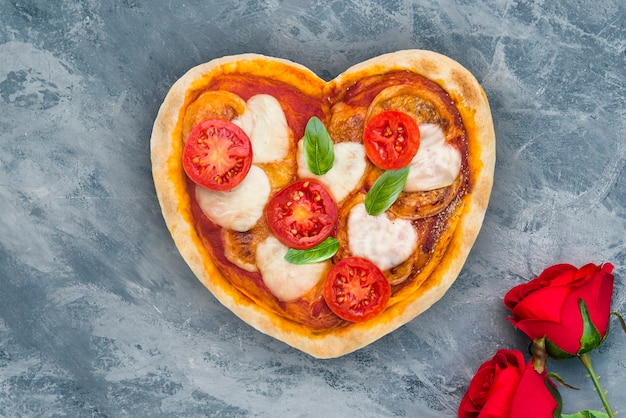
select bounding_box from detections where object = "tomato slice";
[266,179,338,250]
[323,257,391,322]
[364,110,420,170]
[182,119,253,191]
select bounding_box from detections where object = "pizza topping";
[347,203,417,271]
[222,228,259,272]
[365,167,410,216]
[323,256,391,322]
[389,173,464,220]
[404,124,462,192]
[327,102,367,143]
[151,51,492,354]
[297,141,367,203]
[232,94,291,163]
[195,165,270,232]
[363,110,420,170]
[256,235,329,302]
[182,119,253,191]
[266,179,338,250]
[303,116,334,176]
[365,84,447,127]
[182,91,247,140]
[284,237,339,265]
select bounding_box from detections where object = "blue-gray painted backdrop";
[1,1,625,416]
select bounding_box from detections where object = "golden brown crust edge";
[151,50,496,359]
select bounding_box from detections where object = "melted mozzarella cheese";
[347,203,417,271]
[195,165,270,232]
[296,141,367,202]
[404,124,462,192]
[232,94,290,163]
[256,236,329,302]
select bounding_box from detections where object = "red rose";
[504,263,614,358]
[458,349,558,418]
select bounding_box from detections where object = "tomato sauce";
[184,70,471,329]
[329,70,470,189]
[202,74,326,139]
[188,177,344,331]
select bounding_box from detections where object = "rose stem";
[578,352,615,418]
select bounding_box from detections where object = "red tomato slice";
[182,119,253,191]
[323,257,391,322]
[266,179,338,250]
[364,110,420,170]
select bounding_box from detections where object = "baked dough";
[151,50,495,358]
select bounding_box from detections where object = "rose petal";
[504,264,575,310]
[511,286,571,322]
[479,366,521,417]
[537,264,576,285]
[504,282,537,310]
[594,266,615,336]
[601,262,615,275]
[509,362,558,418]
[573,262,600,280]
[561,269,614,339]
[458,394,479,417]
[459,350,525,418]
[466,366,496,407]
[492,349,526,373]
[558,288,591,337]
[565,266,615,337]
[513,319,581,354]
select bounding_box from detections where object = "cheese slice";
[232,94,290,163]
[195,165,270,232]
[256,235,329,302]
[404,124,462,192]
[347,203,417,271]
[296,141,367,202]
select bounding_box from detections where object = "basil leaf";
[303,116,334,175]
[284,237,339,265]
[365,167,410,216]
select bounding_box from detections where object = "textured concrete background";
[1,0,625,416]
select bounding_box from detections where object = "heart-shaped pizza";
[151,50,495,358]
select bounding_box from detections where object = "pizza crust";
[151,50,495,358]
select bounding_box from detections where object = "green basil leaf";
[365,167,410,216]
[303,116,334,175]
[284,237,339,265]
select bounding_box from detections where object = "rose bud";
[504,263,614,359]
[458,349,559,418]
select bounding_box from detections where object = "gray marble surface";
[1,0,625,416]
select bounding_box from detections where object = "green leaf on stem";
[544,371,563,418]
[610,311,626,333]
[562,411,610,418]
[578,298,604,354]
[547,372,579,391]
[545,337,576,360]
